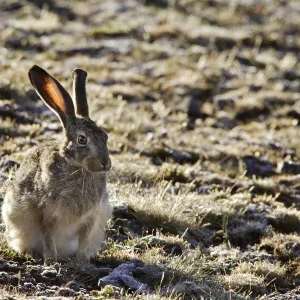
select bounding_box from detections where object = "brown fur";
[1,66,112,265]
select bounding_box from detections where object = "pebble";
[57,287,75,297]
[0,271,9,284]
[7,262,20,272]
[242,156,273,177]
[277,161,300,175]
[41,268,57,277]
[22,282,34,291]
[36,282,47,291]
[0,262,8,271]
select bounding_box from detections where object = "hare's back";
[11,141,66,199]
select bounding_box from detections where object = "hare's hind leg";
[2,191,43,255]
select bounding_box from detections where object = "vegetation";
[0,0,299,299]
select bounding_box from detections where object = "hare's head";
[29,65,111,173]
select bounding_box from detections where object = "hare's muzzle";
[103,157,111,171]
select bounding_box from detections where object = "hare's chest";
[56,188,102,216]
[46,193,101,226]
[43,172,106,219]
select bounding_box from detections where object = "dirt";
[0,0,300,299]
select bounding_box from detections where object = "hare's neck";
[78,169,107,194]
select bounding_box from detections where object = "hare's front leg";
[76,220,93,264]
[41,220,57,265]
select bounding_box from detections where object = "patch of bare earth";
[0,0,299,299]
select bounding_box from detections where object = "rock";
[287,108,300,121]
[284,70,300,81]
[235,106,270,122]
[0,173,8,182]
[41,267,57,277]
[144,0,168,8]
[36,282,47,291]
[277,161,300,175]
[0,157,20,173]
[171,149,199,164]
[0,262,8,271]
[7,261,20,272]
[197,185,211,195]
[22,276,36,285]
[213,95,236,110]
[57,287,75,297]
[163,243,183,256]
[29,265,43,275]
[9,274,19,286]
[98,261,149,293]
[65,281,83,291]
[242,156,274,177]
[79,288,88,294]
[0,272,9,284]
[44,289,56,296]
[187,97,207,120]
[22,282,34,292]
[213,116,237,129]
[50,285,59,290]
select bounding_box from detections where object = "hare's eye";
[78,135,87,145]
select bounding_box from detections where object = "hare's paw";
[76,249,90,265]
[44,255,57,266]
[44,247,57,266]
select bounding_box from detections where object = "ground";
[0,0,300,299]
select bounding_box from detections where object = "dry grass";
[0,0,299,298]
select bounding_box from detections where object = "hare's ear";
[72,68,89,118]
[29,65,75,128]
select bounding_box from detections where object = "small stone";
[29,265,42,274]
[163,244,183,256]
[0,272,9,284]
[57,287,75,297]
[214,95,236,110]
[41,267,57,277]
[22,276,36,285]
[187,96,207,120]
[35,291,46,296]
[197,185,211,195]
[50,285,59,290]
[213,117,236,129]
[44,289,56,296]
[242,156,273,177]
[171,149,198,164]
[7,262,19,272]
[0,262,8,271]
[9,274,19,286]
[79,288,88,294]
[0,173,8,182]
[277,161,300,175]
[64,281,80,291]
[22,282,34,291]
[36,282,47,291]
[0,157,20,173]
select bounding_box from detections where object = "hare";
[1,65,112,265]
